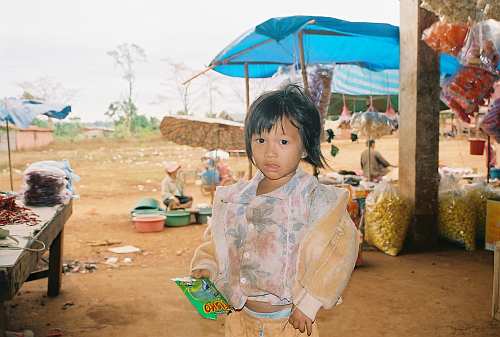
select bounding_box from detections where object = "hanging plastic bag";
[421,0,500,23]
[438,174,476,250]
[479,98,500,142]
[422,20,469,56]
[338,95,352,129]
[350,109,395,139]
[459,19,500,75]
[364,182,412,256]
[440,66,497,123]
[384,96,397,119]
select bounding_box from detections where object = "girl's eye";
[255,138,265,144]
[280,139,289,145]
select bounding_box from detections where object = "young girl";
[191,84,360,337]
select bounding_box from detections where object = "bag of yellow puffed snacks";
[438,174,475,250]
[365,182,412,256]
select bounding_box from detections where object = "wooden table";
[0,201,72,333]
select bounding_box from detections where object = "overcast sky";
[0,0,399,122]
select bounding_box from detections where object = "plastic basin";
[133,198,161,211]
[491,168,500,179]
[469,138,485,155]
[132,214,166,233]
[196,207,212,224]
[166,210,191,227]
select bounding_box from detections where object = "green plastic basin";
[133,198,161,211]
[166,210,191,227]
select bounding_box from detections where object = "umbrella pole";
[245,63,253,180]
[5,121,14,191]
[298,30,310,97]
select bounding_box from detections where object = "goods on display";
[172,277,232,320]
[308,64,334,120]
[459,20,500,74]
[22,161,77,207]
[350,110,396,139]
[338,95,352,129]
[0,194,40,226]
[364,182,412,256]
[421,0,500,22]
[422,20,469,55]
[464,181,498,242]
[480,98,500,141]
[384,96,398,120]
[24,172,67,206]
[485,199,500,251]
[440,66,497,123]
[438,175,476,250]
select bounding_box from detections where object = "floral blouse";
[208,168,341,309]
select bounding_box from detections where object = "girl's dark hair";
[244,84,326,168]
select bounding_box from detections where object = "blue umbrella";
[199,15,461,80]
[0,97,71,190]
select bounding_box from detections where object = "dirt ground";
[1,134,499,337]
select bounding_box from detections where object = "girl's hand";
[288,307,314,336]
[191,269,210,279]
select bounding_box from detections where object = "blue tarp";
[0,97,71,128]
[209,15,462,79]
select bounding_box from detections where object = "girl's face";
[251,116,304,189]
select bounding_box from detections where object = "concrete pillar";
[399,0,441,249]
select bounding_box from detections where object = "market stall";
[0,200,72,335]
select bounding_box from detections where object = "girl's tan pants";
[224,309,320,337]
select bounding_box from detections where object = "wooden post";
[48,229,64,297]
[298,31,310,97]
[399,0,440,249]
[244,63,253,179]
[0,302,6,336]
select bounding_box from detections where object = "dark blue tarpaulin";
[208,15,461,79]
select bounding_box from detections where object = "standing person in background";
[360,140,396,181]
[190,84,360,337]
[161,161,193,209]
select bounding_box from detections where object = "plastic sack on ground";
[438,174,476,250]
[440,66,497,123]
[364,182,412,256]
[459,19,500,75]
[422,20,469,56]
[464,181,500,244]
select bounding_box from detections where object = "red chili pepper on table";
[0,195,40,226]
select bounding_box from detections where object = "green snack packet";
[172,277,232,320]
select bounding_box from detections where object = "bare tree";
[204,73,224,118]
[18,76,78,127]
[18,76,77,103]
[160,59,206,115]
[107,43,146,133]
